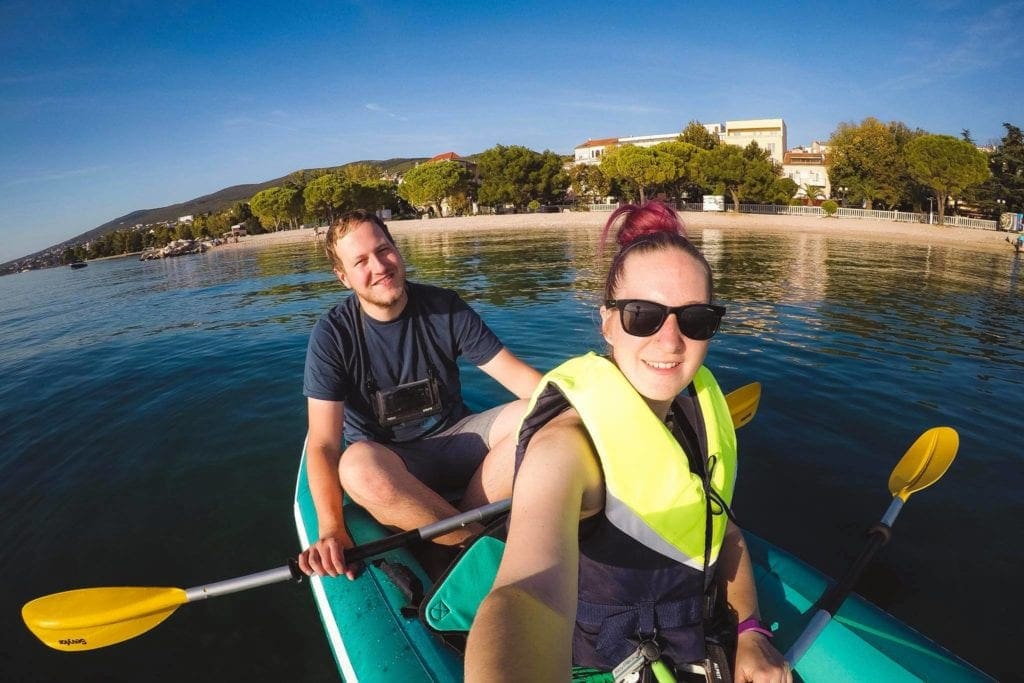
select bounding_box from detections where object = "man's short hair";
[325,209,396,271]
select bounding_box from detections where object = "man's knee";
[338,441,406,507]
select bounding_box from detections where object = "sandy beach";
[218,211,1018,254]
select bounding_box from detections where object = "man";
[298,209,541,579]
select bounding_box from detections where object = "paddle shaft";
[785,497,902,665]
[184,498,513,602]
[346,498,511,562]
[185,564,297,602]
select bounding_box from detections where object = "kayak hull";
[746,533,991,681]
[294,443,990,682]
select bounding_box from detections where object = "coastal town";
[4,116,1022,276]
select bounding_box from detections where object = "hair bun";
[600,201,687,254]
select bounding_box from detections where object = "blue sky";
[2,0,1021,263]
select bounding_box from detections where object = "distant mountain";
[2,158,427,270]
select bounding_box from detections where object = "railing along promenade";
[585,202,998,231]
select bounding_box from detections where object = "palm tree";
[800,184,824,205]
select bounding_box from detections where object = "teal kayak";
[293,444,991,682]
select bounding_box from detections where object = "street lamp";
[837,185,848,207]
[927,196,934,225]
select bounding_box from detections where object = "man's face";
[332,221,407,313]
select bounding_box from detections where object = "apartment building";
[722,119,787,165]
[573,119,784,165]
[782,146,830,199]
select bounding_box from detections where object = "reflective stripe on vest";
[517,352,737,569]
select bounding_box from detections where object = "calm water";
[2,226,1021,682]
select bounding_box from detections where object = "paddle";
[23,381,761,653]
[22,499,512,652]
[784,426,959,667]
[726,381,760,429]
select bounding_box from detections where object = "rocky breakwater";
[140,239,216,261]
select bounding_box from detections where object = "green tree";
[569,164,612,202]
[125,229,144,252]
[827,117,922,209]
[174,222,194,240]
[251,186,302,231]
[600,145,679,204]
[477,145,568,210]
[447,192,472,216]
[350,179,401,213]
[229,201,253,223]
[800,183,825,204]
[906,134,990,225]
[962,122,1024,216]
[652,140,700,200]
[768,177,799,205]
[304,173,350,224]
[399,160,468,217]
[678,120,720,150]
[695,143,782,211]
[887,121,928,210]
[342,163,383,183]
[534,150,570,205]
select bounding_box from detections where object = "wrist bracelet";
[737,617,773,639]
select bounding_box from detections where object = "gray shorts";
[386,405,504,497]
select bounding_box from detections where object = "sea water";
[1,225,1020,681]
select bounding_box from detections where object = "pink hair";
[599,201,712,301]
[599,201,687,255]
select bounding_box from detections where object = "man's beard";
[360,274,406,309]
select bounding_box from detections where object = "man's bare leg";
[338,440,477,546]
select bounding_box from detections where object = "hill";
[2,158,427,271]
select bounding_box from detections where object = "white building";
[722,119,787,165]
[573,120,785,166]
[574,137,622,165]
[782,143,831,199]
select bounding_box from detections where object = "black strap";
[353,288,445,413]
[373,559,424,619]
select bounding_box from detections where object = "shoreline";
[216,212,1019,254]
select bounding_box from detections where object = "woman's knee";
[490,398,531,445]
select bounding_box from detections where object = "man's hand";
[734,631,792,683]
[298,530,359,580]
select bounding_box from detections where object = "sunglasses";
[605,299,726,340]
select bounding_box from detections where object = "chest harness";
[352,290,446,438]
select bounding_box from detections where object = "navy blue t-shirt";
[303,282,503,444]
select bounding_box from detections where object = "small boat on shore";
[69,262,88,269]
[293,441,992,682]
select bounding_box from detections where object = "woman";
[465,203,790,682]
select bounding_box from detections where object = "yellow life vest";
[517,352,737,569]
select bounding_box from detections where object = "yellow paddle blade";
[22,586,187,651]
[726,382,761,430]
[888,426,959,502]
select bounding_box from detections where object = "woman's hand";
[734,631,792,683]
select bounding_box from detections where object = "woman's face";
[600,246,712,415]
